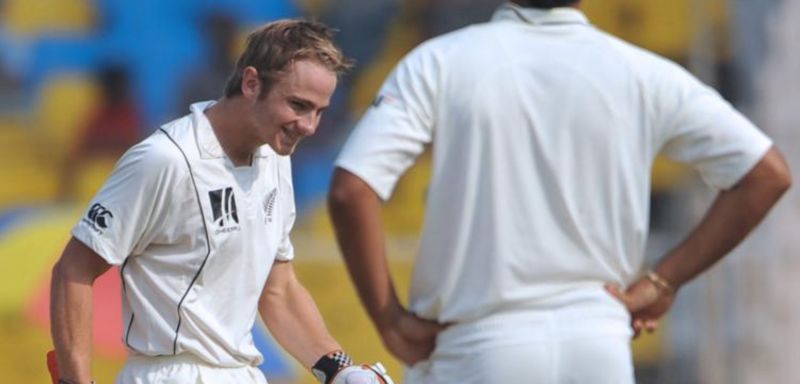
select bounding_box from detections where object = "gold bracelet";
[646,270,675,294]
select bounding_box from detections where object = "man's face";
[246,60,337,156]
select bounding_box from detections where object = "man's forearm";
[328,169,403,328]
[260,262,340,369]
[656,147,791,287]
[50,261,96,383]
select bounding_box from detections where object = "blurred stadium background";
[0,0,797,382]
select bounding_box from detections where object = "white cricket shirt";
[336,4,772,324]
[72,101,296,367]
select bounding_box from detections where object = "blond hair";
[224,19,353,98]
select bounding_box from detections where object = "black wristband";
[311,350,353,384]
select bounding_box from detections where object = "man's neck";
[204,98,256,166]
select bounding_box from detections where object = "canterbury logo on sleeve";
[371,92,399,108]
[83,203,114,234]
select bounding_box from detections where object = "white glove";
[329,363,395,384]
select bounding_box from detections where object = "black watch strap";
[311,350,353,384]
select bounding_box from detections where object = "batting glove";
[312,351,394,384]
[329,363,394,384]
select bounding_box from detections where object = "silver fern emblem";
[263,188,277,223]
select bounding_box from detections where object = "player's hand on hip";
[605,275,676,339]
[378,308,447,366]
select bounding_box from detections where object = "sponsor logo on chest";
[208,187,241,235]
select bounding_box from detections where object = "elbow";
[773,174,791,203]
[776,164,792,195]
[51,256,78,285]
[327,179,350,213]
[774,171,792,198]
[51,256,85,286]
[51,258,65,286]
[768,151,792,198]
[742,147,793,199]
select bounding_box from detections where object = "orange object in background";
[28,268,126,358]
[47,350,59,384]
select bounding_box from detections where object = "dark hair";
[515,0,580,8]
[223,19,353,99]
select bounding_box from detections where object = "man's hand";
[605,148,790,339]
[605,276,676,338]
[377,308,445,366]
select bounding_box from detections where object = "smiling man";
[50,19,394,384]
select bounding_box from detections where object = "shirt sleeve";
[655,62,772,190]
[71,134,182,265]
[335,43,439,200]
[275,155,295,261]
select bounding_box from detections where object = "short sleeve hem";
[334,159,395,201]
[275,242,295,262]
[707,138,773,190]
[71,225,124,266]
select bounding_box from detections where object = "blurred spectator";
[78,65,141,153]
[176,13,237,113]
[319,0,397,70]
[694,1,800,382]
[59,64,142,200]
[284,0,398,211]
[0,24,30,112]
[309,0,398,146]
[419,0,503,37]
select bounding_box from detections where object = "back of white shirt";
[336,5,771,323]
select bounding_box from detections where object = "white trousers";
[116,353,268,384]
[405,307,634,384]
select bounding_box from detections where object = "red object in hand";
[47,350,59,384]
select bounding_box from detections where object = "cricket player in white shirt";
[50,19,393,384]
[328,1,792,383]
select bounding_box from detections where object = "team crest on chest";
[209,187,241,234]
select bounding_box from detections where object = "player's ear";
[241,66,261,99]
